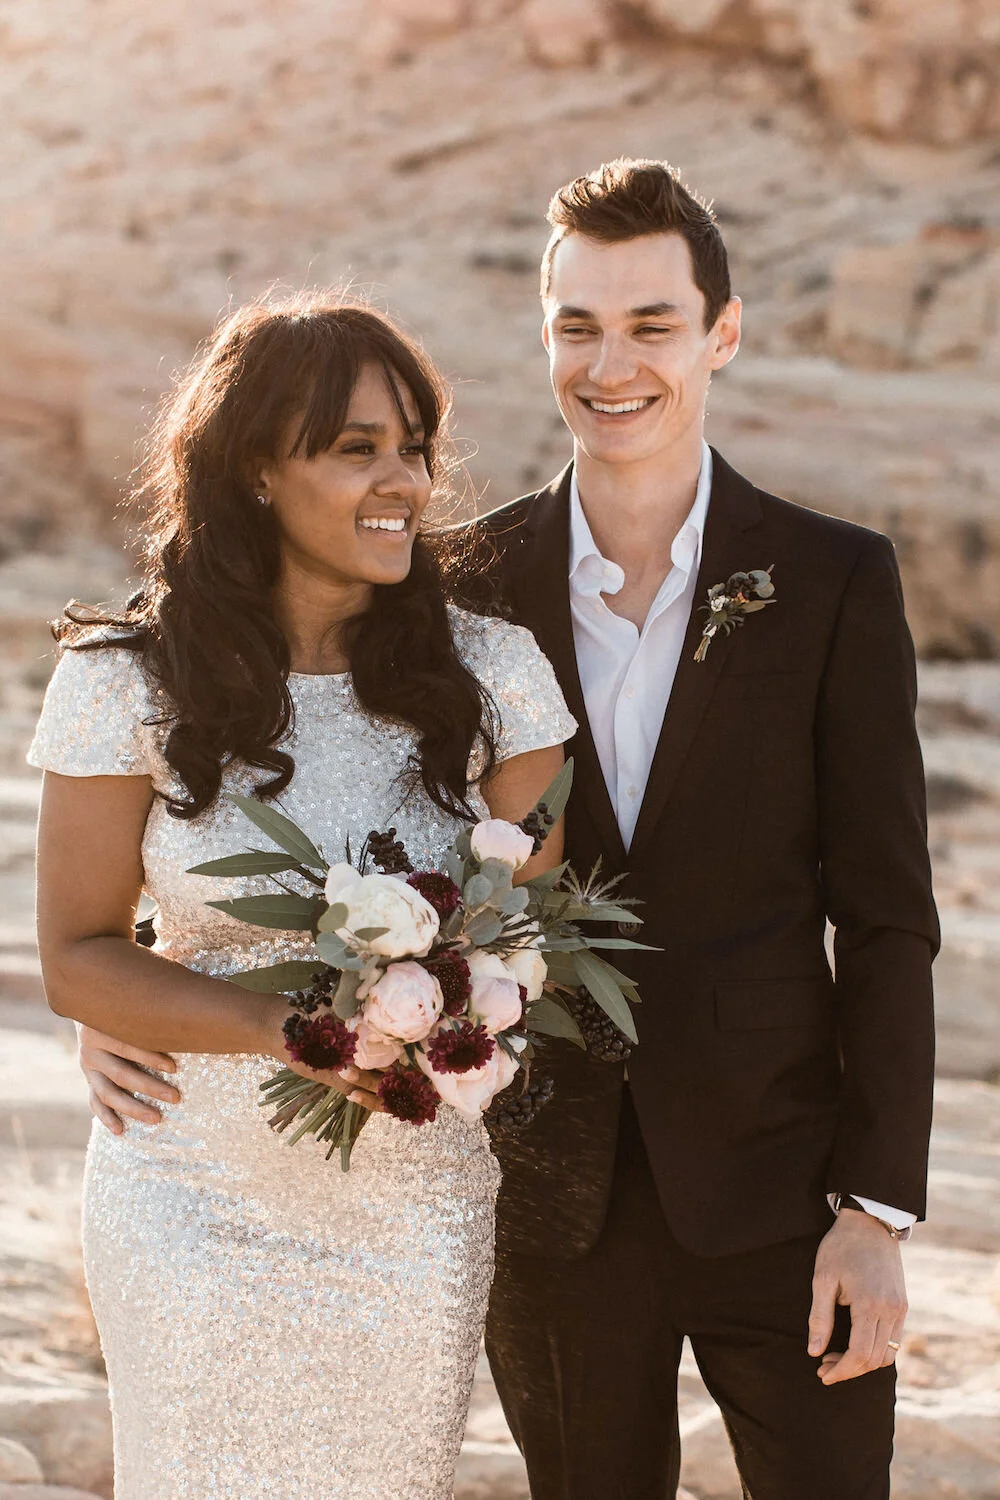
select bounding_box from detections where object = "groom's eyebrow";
[553,301,683,320]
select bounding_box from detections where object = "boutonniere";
[694,567,776,662]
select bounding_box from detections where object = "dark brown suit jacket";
[470,448,938,1260]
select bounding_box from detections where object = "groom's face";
[541,232,740,468]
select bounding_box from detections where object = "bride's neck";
[272,563,373,676]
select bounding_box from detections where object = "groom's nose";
[587,333,638,388]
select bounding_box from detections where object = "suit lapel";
[627,450,764,861]
[506,467,626,867]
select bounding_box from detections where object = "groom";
[473,159,937,1498]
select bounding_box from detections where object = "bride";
[30,295,575,1497]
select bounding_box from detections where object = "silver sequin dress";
[28,608,576,1500]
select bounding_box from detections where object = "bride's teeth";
[360,517,407,531]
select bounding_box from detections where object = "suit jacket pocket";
[715,975,835,1031]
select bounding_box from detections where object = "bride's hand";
[258,1003,386,1113]
[78,1025,181,1134]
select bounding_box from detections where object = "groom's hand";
[808,1209,907,1384]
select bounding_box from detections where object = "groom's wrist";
[833,1193,912,1242]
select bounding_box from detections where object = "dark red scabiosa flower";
[425,1020,495,1074]
[406,871,462,920]
[422,949,472,1017]
[378,1065,438,1126]
[282,1013,358,1072]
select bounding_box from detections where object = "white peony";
[416,1042,520,1122]
[363,961,444,1043]
[469,819,534,870]
[325,870,440,959]
[507,943,547,1004]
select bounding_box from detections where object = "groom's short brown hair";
[540,158,731,331]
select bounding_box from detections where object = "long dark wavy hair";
[56,293,498,820]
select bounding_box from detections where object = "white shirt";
[569,441,712,852]
[567,441,916,1235]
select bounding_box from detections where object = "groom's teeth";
[587,398,654,414]
[359,517,407,531]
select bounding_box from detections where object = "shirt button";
[623,684,635,699]
[627,786,638,800]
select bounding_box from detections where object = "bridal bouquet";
[187,761,648,1169]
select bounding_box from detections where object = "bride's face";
[257,362,433,591]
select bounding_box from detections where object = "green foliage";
[226,793,327,871]
[205,893,320,931]
[228,960,321,993]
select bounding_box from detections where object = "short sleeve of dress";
[27,644,157,778]
[451,609,577,763]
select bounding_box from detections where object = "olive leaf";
[226,793,327,871]
[205,893,320,931]
[228,959,321,993]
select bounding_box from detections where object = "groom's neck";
[573,425,706,581]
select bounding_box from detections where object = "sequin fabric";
[29,609,576,1500]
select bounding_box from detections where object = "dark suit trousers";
[486,1090,896,1500]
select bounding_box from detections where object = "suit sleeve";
[816,532,939,1219]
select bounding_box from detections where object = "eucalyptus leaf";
[316,931,364,970]
[538,935,585,951]
[187,850,302,878]
[572,950,639,1043]
[455,828,473,860]
[228,959,321,993]
[478,858,513,891]
[463,873,494,909]
[741,599,770,614]
[316,902,350,933]
[537,951,580,987]
[523,861,570,893]
[205,893,319,931]
[333,969,363,1019]
[445,849,466,886]
[534,757,574,825]
[497,886,530,916]
[585,938,660,951]
[226,793,327,870]
[463,910,503,945]
[525,997,585,1049]
[353,926,390,942]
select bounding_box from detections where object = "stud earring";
[256,494,270,507]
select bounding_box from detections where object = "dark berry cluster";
[422,950,472,1016]
[518,801,556,855]
[485,1075,555,1136]
[290,969,335,1015]
[378,1065,438,1125]
[407,870,462,919]
[425,1020,495,1074]
[365,828,413,875]
[283,1012,358,1072]
[567,989,633,1063]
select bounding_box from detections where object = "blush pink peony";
[470,974,523,1034]
[363,961,444,1043]
[416,1040,520,1121]
[347,1015,404,1070]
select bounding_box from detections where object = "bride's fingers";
[348,1088,385,1112]
[87,1073,165,1127]
[81,1028,178,1074]
[92,1049,182,1104]
[89,1087,125,1135]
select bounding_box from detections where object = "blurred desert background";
[1,1,999,1495]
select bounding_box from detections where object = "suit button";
[616,920,641,938]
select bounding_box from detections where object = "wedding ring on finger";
[886,1341,901,1354]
